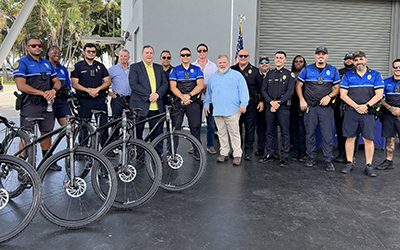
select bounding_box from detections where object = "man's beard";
[218,67,229,74]
[356,64,365,71]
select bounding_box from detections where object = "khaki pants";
[214,112,242,158]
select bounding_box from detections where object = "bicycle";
[0,154,41,243]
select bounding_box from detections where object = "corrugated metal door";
[258,0,392,76]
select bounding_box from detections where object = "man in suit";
[129,45,168,141]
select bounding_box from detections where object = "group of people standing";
[12,37,400,176]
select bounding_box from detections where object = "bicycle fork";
[66,117,76,186]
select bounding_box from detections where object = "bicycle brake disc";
[0,188,9,209]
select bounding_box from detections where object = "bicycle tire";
[73,120,95,149]
[151,130,206,192]
[0,155,41,243]
[38,147,117,228]
[106,119,134,145]
[98,139,162,209]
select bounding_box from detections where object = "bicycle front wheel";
[38,147,117,228]
[151,130,206,192]
[99,139,162,209]
[0,155,41,243]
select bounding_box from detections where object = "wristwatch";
[188,92,193,97]
[328,93,333,98]
[366,103,371,108]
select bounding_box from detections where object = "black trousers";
[111,95,130,119]
[289,109,306,158]
[172,101,201,142]
[265,107,290,158]
[256,109,266,153]
[239,101,257,155]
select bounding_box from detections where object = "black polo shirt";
[262,67,295,105]
[71,59,109,97]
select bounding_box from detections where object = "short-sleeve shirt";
[340,68,384,104]
[71,60,109,96]
[297,63,340,105]
[55,64,72,94]
[13,54,57,92]
[383,76,400,108]
[108,64,131,96]
[169,64,204,95]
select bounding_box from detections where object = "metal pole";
[0,0,38,66]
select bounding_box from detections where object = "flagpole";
[234,14,245,64]
[229,0,234,63]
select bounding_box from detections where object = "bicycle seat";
[25,117,45,123]
[91,110,107,115]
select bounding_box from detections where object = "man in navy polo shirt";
[376,58,400,170]
[170,47,204,159]
[340,51,384,177]
[296,47,340,171]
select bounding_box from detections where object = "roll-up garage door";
[258,0,392,76]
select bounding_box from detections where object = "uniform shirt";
[383,76,400,108]
[13,54,57,92]
[108,63,131,96]
[297,63,340,105]
[262,67,295,106]
[231,63,262,102]
[340,67,384,104]
[204,69,249,116]
[54,63,72,102]
[169,64,204,96]
[71,60,109,97]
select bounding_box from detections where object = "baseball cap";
[352,50,366,59]
[344,52,353,60]
[315,47,328,54]
[259,56,270,64]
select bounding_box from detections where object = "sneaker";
[217,155,228,163]
[244,154,252,161]
[259,154,278,163]
[304,158,316,168]
[334,154,346,163]
[49,163,62,171]
[279,158,288,168]
[255,150,264,156]
[341,161,354,174]
[188,147,194,154]
[376,159,394,170]
[232,157,241,166]
[207,146,217,155]
[192,151,200,161]
[364,164,377,177]
[325,162,335,172]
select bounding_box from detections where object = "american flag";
[234,21,244,60]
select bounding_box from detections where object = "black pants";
[256,109,266,153]
[172,101,201,141]
[334,103,346,157]
[111,95,130,119]
[239,101,257,155]
[289,109,306,158]
[77,97,108,146]
[265,107,290,158]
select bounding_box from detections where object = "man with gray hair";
[204,55,249,166]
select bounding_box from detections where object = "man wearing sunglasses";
[231,49,264,161]
[160,50,174,105]
[108,48,131,119]
[192,43,218,155]
[13,37,62,161]
[376,58,400,170]
[71,43,111,145]
[340,51,384,177]
[170,47,205,159]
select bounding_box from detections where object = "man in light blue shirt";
[204,55,249,166]
[108,49,131,118]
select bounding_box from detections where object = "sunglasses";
[295,60,304,63]
[197,49,208,53]
[393,66,400,70]
[86,50,96,54]
[29,44,42,49]
[238,54,249,58]
[260,62,269,65]
[180,54,191,57]
[162,56,171,60]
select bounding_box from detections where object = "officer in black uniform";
[334,52,354,163]
[13,38,62,167]
[231,49,264,161]
[260,51,295,167]
[71,43,111,145]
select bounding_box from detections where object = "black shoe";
[304,158,316,168]
[364,164,377,177]
[255,150,264,156]
[244,154,252,161]
[325,162,335,172]
[341,162,354,174]
[279,159,288,168]
[49,164,62,171]
[192,152,200,161]
[334,154,346,163]
[259,154,277,163]
[376,159,394,170]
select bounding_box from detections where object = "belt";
[115,93,130,98]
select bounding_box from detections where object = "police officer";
[231,49,264,161]
[160,50,174,105]
[170,47,205,159]
[334,52,355,163]
[297,47,340,171]
[13,38,62,164]
[71,43,111,145]
[260,51,295,167]
[340,51,383,177]
[377,58,400,170]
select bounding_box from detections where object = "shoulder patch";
[170,68,174,74]
[13,61,19,69]
[70,65,75,72]
[291,72,295,78]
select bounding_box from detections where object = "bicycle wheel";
[106,119,134,145]
[0,155,41,243]
[98,139,161,209]
[38,147,117,228]
[151,130,206,192]
[73,120,95,149]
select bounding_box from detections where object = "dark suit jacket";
[129,61,168,117]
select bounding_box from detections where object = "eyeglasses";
[86,50,96,54]
[260,62,269,65]
[180,54,191,57]
[50,52,62,56]
[238,54,249,58]
[197,49,208,53]
[393,66,400,70]
[28,44,42,49]
[162,56,171,60]
[295,60,304,63]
